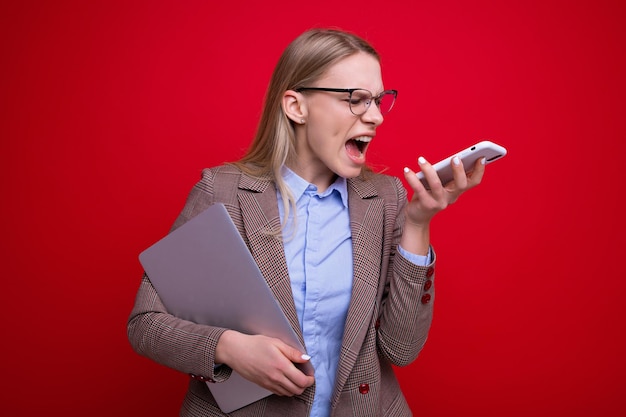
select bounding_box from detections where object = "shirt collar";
[281,167,349,208]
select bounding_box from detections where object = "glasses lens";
[349,90,373,115]
[377,91,396,115]
[350,90,396,115]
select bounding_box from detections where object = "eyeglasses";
[294,87,398,116]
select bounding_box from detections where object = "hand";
[215,330,315,396]
[400,156,485,255]
[403,155,486,226]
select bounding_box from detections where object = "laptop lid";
[138,203,312,413]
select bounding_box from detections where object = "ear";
[282,90,307,125]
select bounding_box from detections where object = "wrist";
[215,330,239,365]
[400,220,430,256]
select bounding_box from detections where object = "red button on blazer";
[190,374,215,383]
[359,383,370,394]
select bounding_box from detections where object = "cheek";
[307,111,354,149]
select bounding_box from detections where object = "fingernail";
[403,167,410,173]
[453,156,460,166]
[418,156,426,164]
[481,157,486,165]
[301,354,311,361]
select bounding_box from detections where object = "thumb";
[280,343,311,364]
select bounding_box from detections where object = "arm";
[127,273,232,382]
[376,157,485,365]
[401,155,486,254]
[127,274,314,393]
[127,170,229,381]
[375,180,436,366]
[127,167,313,394]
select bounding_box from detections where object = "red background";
[2,1,625,416]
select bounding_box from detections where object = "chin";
[336,165,363,179]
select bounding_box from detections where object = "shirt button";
[426,267,435,278]
[421,293,432,304]
[359,383,370,394]
[423,280,432,291]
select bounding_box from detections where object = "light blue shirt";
[277,168,430,417]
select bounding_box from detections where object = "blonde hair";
[234,28,380,233]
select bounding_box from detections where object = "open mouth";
[345,136,372,160]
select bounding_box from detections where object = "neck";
[285,163,337,193]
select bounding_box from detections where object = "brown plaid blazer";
[128,165,436,416]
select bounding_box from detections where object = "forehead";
[317,52,383,92]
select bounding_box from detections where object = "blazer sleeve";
[126,168,233,382]
[376,175,436,366]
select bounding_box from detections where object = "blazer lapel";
[234,171,385,405]
[332,176,384,404]
[236,173,304,347]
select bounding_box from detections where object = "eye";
[350,92,372,106]
[349,97,366,105]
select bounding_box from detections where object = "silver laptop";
[138,203,312,413]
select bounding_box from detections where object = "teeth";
[353,136,372,143]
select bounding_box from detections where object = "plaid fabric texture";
[128,165,435,416]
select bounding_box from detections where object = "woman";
[128,28,485,416]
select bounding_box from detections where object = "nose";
[361,102,384,126]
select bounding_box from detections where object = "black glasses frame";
[294,87,398,116]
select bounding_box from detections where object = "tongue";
[345,139,362,158]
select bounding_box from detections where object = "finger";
[277,344,315,387]
[270,369,311,396]
[291,352,312,364]
[449,155,468,191]
[403,166,430,197]
[272,381,297,397]
[280,342,312,365]
[272,363,314,396]
[415,156,443,192]
[467,157,486,186]
[417,156,451,202]
[262,359,313,396]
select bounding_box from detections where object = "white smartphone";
[416,140,507,188]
